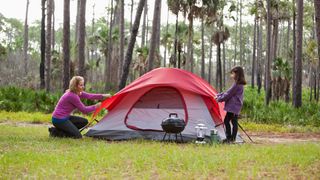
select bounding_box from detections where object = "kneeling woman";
[49,76,111,138]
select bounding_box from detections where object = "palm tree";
[63,0,70,91]
[78,0,86,78]
[45,0,53,92]
[147,0,161,71]
[293,0,303,108]
[23,0,29,75]
[314,0,320,101]
[119,0,146,90]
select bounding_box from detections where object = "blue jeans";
[51,116,88,138]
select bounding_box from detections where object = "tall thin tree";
[266,0,272,105]
[78,0,86,77]
[51,0,55,51]
[45,0,53,92]
[23,0,29,75]
[239,0,243,66]
[147,0,161,71]
[141,0,148,46]
[314,0,320,101]
[292,0,296,103]
[63,0,70,91]
[119,0,146,90]
[118,0,125,80]
[105,0,114,90]
[293,0,303,108]
[251,14,257,88]
[201,18,205,79]
[40,0,46,89]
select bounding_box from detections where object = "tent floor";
[85,130,209,143]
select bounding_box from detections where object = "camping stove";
[195,123,208,144]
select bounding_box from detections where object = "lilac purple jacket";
[52,91,103,119]
[216,83,244,115]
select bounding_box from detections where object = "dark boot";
[48,127,67,138]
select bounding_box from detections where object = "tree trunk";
[314,0,320,101]
[266,0,272,105]
[45,0,52,92]
[147,0,161,71]
[223,42,226,89]
[201,18,205,79]
[105,0,114,90]
[257,17,262,94]
[208,36,213,84]
[233,0,239,66]
[156,0,161,54]
[173,13,178,68]
[118,0,125,80]
[216,43,222,92]
[286,19,291,61]
[187,11,194,72]
[239,0,243,66]
[74,0,80,65]
[40,0,46,89]
[23,0,29,76]
[130,0,134,32]
[292,0,296,104]
[293,0,303,108]
[141,0,147,46]
[163,6,169,67]
[78,0,86,78]
[63,0,70,91]
[272,11,279,65]
[119,0,145,90]
[251,16,257,88]
[52,0,55,51]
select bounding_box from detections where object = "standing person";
[215,66,246,143]
[49,76,111,138]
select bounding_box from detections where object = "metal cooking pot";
[161,113,186,133]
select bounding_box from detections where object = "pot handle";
[169,113,178,118]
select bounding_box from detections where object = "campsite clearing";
[1,123,319,179]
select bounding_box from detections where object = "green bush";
[242,87,320,127]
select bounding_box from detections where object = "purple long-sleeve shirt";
[52,91,103,119]
[217,83,244,115]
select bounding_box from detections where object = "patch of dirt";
[239,131,320,144]
[0,121,50,127]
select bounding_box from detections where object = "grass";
[0,124,320,179]
[0,111,103,125]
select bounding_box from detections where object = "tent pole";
[238,122,254,143]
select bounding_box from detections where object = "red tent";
[87,68,226,140]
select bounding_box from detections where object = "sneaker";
[222,139,230,144]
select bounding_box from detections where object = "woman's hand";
[95,102,101,108]
[102,94,112,99]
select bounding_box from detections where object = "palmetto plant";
[272,57,292,101]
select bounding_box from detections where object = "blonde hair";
[69,76,84,93]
